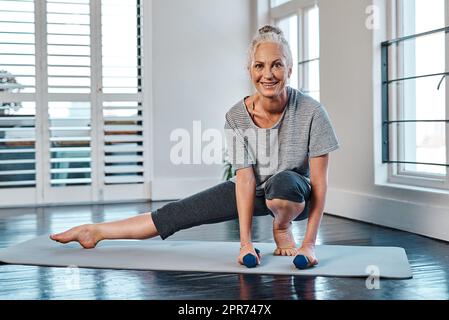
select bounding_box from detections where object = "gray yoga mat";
[0,235,412,279]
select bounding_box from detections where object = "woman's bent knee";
[266,198,305,214]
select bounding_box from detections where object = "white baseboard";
[151,177,223,201]
[326,188,449,242]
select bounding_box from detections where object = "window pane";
[101,0,141,94]
[271,0,290,8]
[307,91,320,101]
[306,59,319,92]
[391,75,446,175]
[306,6,319,60]
[277,15,298,90]
[393,76,445,121]
[49,101,91,187]
[394,121,446,175]
[302,6,320,101]
[401,0,445,36]
[392,31,446,80]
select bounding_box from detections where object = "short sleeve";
[308,105,340,158]
[224,114,255,171]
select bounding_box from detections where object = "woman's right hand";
[238,242,261,265]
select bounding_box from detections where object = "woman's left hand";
[296,243,318,267]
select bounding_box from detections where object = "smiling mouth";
[261,82,279,88]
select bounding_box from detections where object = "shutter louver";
[47,0,90,94]
[0,0,36,188]
[49,101,91,186]
[103,101,144,184]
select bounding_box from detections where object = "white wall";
[320,0,449,241]
[149,0,255,200]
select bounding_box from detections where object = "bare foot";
[50,224,103,249]
[273,221,297,256]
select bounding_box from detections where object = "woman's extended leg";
[50,181,271,248]
[50,213,157,249]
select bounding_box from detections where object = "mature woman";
[51,25,339,269]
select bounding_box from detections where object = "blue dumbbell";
[242,248,260,268]
[293,254,309,269]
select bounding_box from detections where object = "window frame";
[385,0,449,190]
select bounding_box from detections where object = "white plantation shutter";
[101,0,144,185]
[47,0,92,187]
[0,0,149,206]
[0,0,37,189]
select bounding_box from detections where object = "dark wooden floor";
[0,201,448,300]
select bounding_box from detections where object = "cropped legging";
[151,170,312,239]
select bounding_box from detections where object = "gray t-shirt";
[224,86,339,196]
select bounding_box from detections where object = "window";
[0,0,148,206]
[383,0,449,190]
[271,1,320,101]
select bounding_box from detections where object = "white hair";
[247,25,293,70]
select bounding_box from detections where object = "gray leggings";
[151,170,311,239]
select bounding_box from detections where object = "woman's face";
[249,42,292,99]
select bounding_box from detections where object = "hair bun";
[258,25,284,36]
